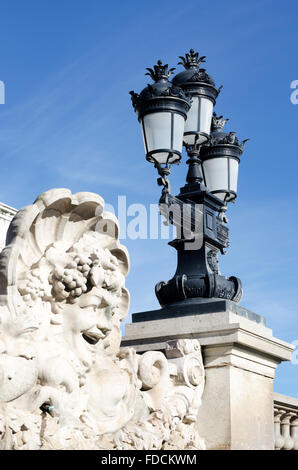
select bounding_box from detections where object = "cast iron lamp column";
[130,50,248,310]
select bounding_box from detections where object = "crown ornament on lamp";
[210,112,249,149]
[211,112,229,130]
[145,60,176,81]
[178,49,206,69]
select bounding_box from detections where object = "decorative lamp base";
[156,273,242,307]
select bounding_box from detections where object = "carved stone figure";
[0,189,205,450]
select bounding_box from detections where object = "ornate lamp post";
[130,49,248,313]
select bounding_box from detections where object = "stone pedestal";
[122,301,294,450]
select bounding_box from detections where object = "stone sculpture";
[0,188,205,450]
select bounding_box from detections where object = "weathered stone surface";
[131,299,266,326]
[0,189,205,450]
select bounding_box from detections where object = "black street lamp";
[130,49,248,315]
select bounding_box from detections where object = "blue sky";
[0,0,297,396]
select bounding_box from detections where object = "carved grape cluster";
[19,269,46,304]
[48,249,119,303]
[20,243,122,306]
[50,255,94,303]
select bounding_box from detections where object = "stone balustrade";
[274,393,298,450]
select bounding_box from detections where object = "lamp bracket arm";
[154,161,171,194]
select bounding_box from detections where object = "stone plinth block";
[122,301,294,450]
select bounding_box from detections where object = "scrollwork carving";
[207,249,219,274]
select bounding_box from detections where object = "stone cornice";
[0,202,17,221]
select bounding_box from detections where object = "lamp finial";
[211,112,229,130]
[145,60,175,82]
[178,49,206,69]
